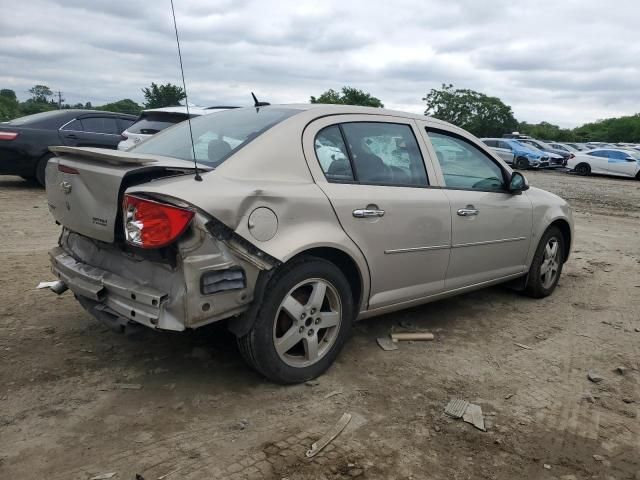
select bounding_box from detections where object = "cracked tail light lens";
[123,194,194,248]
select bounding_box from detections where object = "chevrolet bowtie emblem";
[60,181,72,194]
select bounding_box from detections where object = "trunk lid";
[46,146,207,243]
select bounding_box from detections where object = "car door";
[605,150,638,177]
[73,116,122,149]
[585,150,610,174]
[302,116,452,310]
[496,141,516,164]
[420,126,533,290]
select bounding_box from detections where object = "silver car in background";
[45,105,573,383]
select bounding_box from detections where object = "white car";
[567,148,640,179]
[117,106,237,150]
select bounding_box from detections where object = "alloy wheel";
[540,237,560,289]
[272,278,342,368]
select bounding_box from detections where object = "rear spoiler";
[48,146,212,170]
[49,146,159,165]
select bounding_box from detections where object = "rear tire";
[237,257,354,384]
[515,157,529,170]
[575,163,591,176]
[35,154,54,187]
[524,226,565,298]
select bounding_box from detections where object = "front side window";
[132,107,299,167]
[339,122,428,186]
[427,130,505,192]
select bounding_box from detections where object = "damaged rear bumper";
[50,246,172,330]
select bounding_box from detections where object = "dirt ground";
[1,170,639,480]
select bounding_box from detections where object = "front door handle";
[457,205,479,217]
[64,134,78,139]
[353,208,385,218]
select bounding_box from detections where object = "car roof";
[142,106,238,116]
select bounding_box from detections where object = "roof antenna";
[251,92,270,108]
[170,0,202,181]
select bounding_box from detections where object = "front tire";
[524,226,565,298]
[515,157,529,170]
[237,257,354,384]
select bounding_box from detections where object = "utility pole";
[57,91,62,109]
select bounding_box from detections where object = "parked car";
[0,109,136,185]
[549,142,582,154]
[117,106,238,150]
[517,139,570,166]
[482,138,550,169]
[44,105,573,383]
[567,148,640,179]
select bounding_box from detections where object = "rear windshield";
[131,107,299,167]
[5,110,67,127]
[127,112,190,135]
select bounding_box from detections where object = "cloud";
[0,0,638,126]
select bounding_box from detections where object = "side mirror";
[509,171,529,194]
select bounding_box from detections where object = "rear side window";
[427,130,505,192]
[315,122,428,187]
[61,119,83,131]
[315,125,354,182]
[119,118,136,130]
[127,112,189,134]
[483,139,497,147]
[587,150,608,158]
[498,141,513,150]
[81,117,120,134]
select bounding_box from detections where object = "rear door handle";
[457,205,479,216]
[353,208,385,218]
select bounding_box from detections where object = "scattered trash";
[514,343,532,350]
[543,464,551,469]
[324,390,343,399]
[135,475,145,480]
[622,397,634,404]
[36,281,58,289]
[615,366,626,375]
[376,337,398,351]
[444,399,469,419]
[306,413,352,458]
[398,320,417,330]
[445,399,486,431]
[587,372,604,383]
[116,383,142,390]
[635,327,640,333]
[593,454,605,462]
[305,380,320,387]
[390,332,434,342]
[90,473,117,480]
[462,403,486,432]
[504,393,514,400]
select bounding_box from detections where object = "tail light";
[121,133,128,140]
[0,131,19,141]
[123,194,194,248]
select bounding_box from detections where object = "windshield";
[131,107,299,167]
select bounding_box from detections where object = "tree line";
[0,82,186,120]
[2,81,638,142]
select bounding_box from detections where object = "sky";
[1,0,639,128]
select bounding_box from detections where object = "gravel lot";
[1,170,639,480]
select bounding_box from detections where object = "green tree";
[310,86,384,107]
[423,84,518,138]
[0,89,20,121]
[96,98,142,115]
[142,82,186,108]
[518,121,575,142]
[28,84,54,103]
